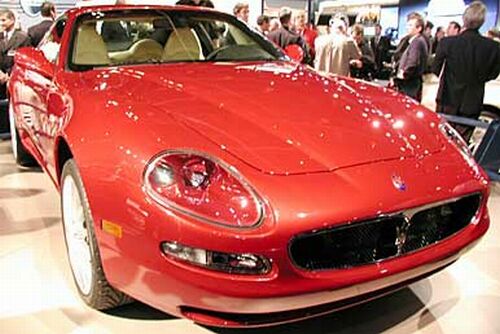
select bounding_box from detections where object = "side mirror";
[14,47,54,79]
[284,44,304,63]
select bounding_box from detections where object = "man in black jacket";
[370,24,391,78]
[351,24,375,80]
[0,8,31,134]
[28,2,56,47]
[432,1,500,139]
[395,13,428,101]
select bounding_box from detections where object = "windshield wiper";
[111,58,165,66]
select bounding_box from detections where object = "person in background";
[268,7,310,63]
[314,18,361,76]
[0,8,31,88]
[433,1,500,140]
[255,15,270,36]
[432,26,445,53]
[201,0,214,8]
[334,13,349,32]
[293,10,317,60]
[446,21,461,36]
[370,23,391,78]
[176,0,214,7]
[392,12,423,67]
[394,13,428,101]
[269,18,280,33]
[176,0,199,5]
[350,24,375,80]
[233,2,250,24]
[423,20,434,51]
[28,1,56,47]
[0,8,30,134]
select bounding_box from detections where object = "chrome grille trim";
[289,193,482,271]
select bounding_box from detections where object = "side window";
[39,18,67,64]
[55,20,66,40]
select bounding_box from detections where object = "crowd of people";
[1,0,500,140]
[432,2,500,140]
[0,2,56,101]
[387,1,499,141]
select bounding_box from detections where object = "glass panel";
[71,10,281,69]
[39,19,65,64]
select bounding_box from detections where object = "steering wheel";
[205,45,233,61]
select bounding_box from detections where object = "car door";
[29,18,67,174]
[9,45,54,167]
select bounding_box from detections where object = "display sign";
[398,0,499,37]
[19,0,45,17]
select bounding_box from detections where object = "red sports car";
[8,5,490,328]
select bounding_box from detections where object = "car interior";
[71,12,274,67]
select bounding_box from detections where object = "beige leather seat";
[127,39,163,62]
[109,39,163,63]
[162,27,203,62]
[73,23,110,65]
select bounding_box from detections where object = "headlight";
[144,151,263,228]
[439,121,472,157]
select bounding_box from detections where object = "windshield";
[69,9,282,70]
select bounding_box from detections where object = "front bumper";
[179,250,463,327]
[93,189,488,328]
[88,148,490,327]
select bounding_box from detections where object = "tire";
[61,159,133,309]
[9,102,38,167]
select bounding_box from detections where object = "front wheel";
[61,159,132,309]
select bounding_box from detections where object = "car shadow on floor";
[0,141,12,154]
[101,279,441,333]
[0,208,60,236]
[204,282,437,334]
[104,302,177,321]
[0,188,45,199]
[0,162,42,178]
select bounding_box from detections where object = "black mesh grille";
[290,194,481,271]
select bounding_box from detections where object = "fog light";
[161,241,271,275]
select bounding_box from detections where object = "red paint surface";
[8,5,490,327]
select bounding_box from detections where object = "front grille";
[290,194,481,271]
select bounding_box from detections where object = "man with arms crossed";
[433,1,500,140]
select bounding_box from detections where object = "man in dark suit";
[28,2,56,47]
[351,24,376,80]
[433,1,500,139]
[0,8,31,90]
[268,7,311,64]
[370,23,391,78]
[394,13,428,101]
[0,8,31,134]
[392,12,424,74]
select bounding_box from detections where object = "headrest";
[73,23,110,65]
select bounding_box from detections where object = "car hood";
[80,62,444,175]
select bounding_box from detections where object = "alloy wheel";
[62,174,93,296]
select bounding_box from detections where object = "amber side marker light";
[102,220,123,238]
[161,241,271,275]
